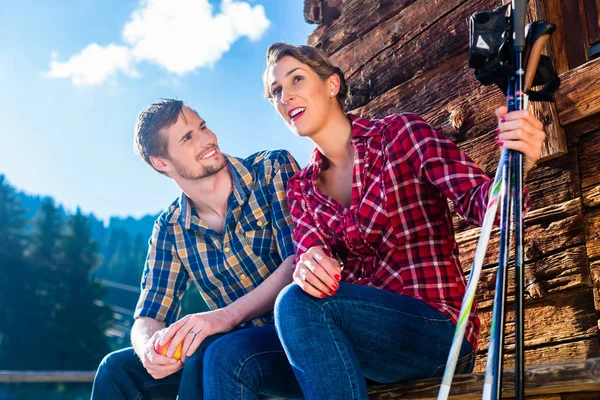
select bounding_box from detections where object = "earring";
[330,91,335,97]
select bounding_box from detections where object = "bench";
[367,358,600,399]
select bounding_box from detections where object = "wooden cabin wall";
[304,0,600,372]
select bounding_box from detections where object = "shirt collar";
[169,154,254,230]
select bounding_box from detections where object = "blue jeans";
[91,326,303,400]
[274,282,475,400]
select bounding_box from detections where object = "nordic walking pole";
[437,159,506,400]
[437,3,557,398]
[513,20,555,399]
[483,1,526,399]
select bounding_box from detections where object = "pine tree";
[50,209,112,369]
[0,175,32,369]
[0,175,27,255]
[21,198,64,369]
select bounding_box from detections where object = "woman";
[264,42,545,400]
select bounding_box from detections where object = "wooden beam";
[0,370,95,383]
[367,357,600,399]
[555,57,600,126]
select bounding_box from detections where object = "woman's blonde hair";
[263,42,349,111]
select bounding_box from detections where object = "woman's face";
[267,55,337,138]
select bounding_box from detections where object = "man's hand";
[140,330,183,379]
[293,246,342,298]
[158,309,237,362]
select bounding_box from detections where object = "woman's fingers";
[307,247,342,280]
[293,268,326,298]
[496,108,546,174]
[303,258,338,293]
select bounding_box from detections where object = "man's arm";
[160,255,294,361]
[131,317,165,359]
[130,317,183,379]
[223,254,294,325]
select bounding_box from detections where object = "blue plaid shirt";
[134,150,299,326]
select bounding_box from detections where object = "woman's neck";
[313,112,354,169]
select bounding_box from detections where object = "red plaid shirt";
[286,113,522,353]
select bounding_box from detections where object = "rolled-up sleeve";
[389,113,531,227]
[134,219,189,325]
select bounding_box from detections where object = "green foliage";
[0,177,113,371]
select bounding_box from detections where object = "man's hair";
[134,99,184,175]
[263,42,349,111]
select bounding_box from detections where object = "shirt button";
[240,273,247,280]
[224,246,231,253]
[256,220,264,227]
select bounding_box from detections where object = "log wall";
[303,0,600,374]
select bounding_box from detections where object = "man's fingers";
[159,316,188,346]
[183,330,208,360]
[145,347,179,366]
[147,360,183,379]
[168,324,196,358]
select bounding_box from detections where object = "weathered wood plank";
[354,51,504,146]
[476,288,598,353]
[346,0,496,110]
[585,207,600,261]
[307,0,417,54]
[579,131,600,189]
[0,370,95,383]
[555,58,600,126]
[590,259,600,314]
[559,0,589,69]
[523,149,581,211]
[580,131,600,207]
[456,199,585,270]
[543,0,573,75]
[368,356,600,399]
[329,0,466,80]
[450,147,580,235]
[473,246,591,307]
[526,0,568,161]
[583,0,600,45]
[473,339,600,373]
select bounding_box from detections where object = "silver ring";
[189,330,196,335]
[304,260,315,273]
[299,268,308,281]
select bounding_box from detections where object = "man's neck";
[177,166,233,219]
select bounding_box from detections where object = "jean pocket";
[428,350,475,379]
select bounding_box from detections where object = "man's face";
[159,106,227,180]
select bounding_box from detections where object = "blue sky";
[0,0,316,222]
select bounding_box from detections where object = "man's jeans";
[91,326,303,400]
[274,282,475,400]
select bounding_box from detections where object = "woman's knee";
[275,283,316,318]
[275,283,332,335]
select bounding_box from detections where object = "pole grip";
[512,0,527,50]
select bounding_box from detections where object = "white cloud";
[46,44,138,86]
[46,0,270,85]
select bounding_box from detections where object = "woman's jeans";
[274,282,475,400]
[91,325,303,400]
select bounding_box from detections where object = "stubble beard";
[172,155,227,180]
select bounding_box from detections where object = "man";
[92,99,304,399]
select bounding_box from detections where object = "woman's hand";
[495,106,546,175]
[293,246,342,298]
